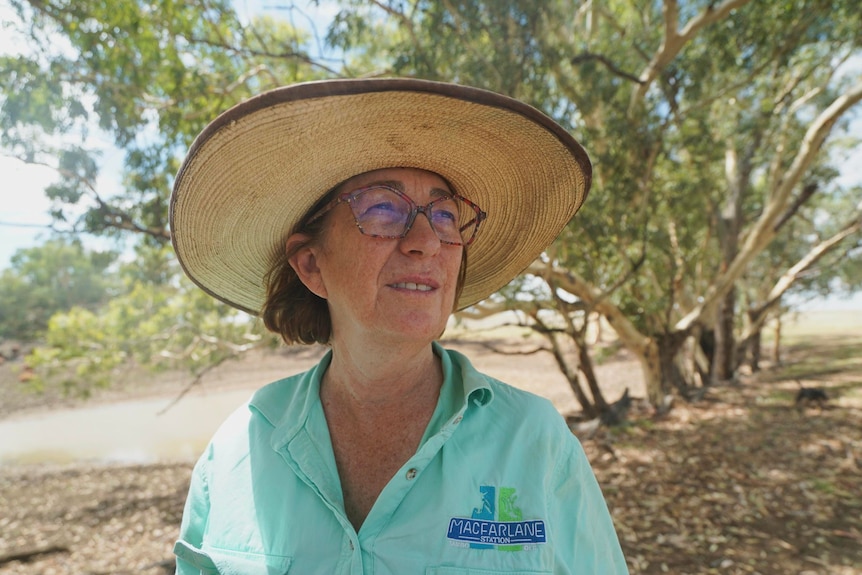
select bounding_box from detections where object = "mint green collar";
[250,342,493,451]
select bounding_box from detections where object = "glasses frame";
[307,184,487,246]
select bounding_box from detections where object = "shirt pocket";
[174,540,293,575]
[427,569,550,575]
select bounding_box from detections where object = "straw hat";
[170,78,591,315]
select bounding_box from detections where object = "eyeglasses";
[308,185,487,246]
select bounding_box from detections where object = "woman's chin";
[379,314,449,343]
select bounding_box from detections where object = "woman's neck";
[320,342,444,531]
[321,341,442,419]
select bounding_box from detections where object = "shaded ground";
[0,324,860,574]
[593,353,862,574]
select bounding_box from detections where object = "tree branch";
[630,0,753,109]
[455,298,541,321]
[189,35,341,77]
[570,52,644,84]
[157,351,239,415]
[676,78,862,331]
[741,204,862,342]
[773,183,818,232]
[526,260,653,358]
[468,339,549,356]
[0,544,69,566]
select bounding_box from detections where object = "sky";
[1,1,861,310]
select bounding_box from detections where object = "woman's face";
[291,168,464,346]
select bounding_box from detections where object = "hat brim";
[170,78,591,315]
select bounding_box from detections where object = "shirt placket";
[280,420,364,574]
[355,405,468,574]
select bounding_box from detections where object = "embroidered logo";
[447,485,546,551]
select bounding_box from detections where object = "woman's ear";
[286,233,328,299]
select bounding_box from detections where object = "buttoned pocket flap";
[174,540,218,573]
[174,540,292,575]
[208,547,292,575]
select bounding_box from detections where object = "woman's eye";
[360,201,408,224]
[433,208,458,224]
[368,201,395,212]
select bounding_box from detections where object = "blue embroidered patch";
[447,486,546,551]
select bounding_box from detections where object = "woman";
[171,78,628,574]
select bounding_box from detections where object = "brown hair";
[261,184,469,345]
[261,208,333,345]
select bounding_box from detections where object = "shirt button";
[406,468,418,480]
[349,540,354,551]
[453,416,462,425]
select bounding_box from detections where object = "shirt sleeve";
[174,449,213,575]
[550,433,629,574]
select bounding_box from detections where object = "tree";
[24,245,278,396]
[2,0,332,243]
[736,186,862,370]
[0,238,117,341]
[0,0,332,382]
[2,0,861,414]
[327,0,862,409]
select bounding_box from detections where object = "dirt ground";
[0,322,860,574]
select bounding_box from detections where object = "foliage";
[746,183,862,302]
[327,0,862,402]
[0,238,118,341]
[0,0,328,386]
[1,0,861,403]
[24,250,278,396]
[1,0,329,241]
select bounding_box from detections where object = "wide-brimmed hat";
[170,78,591,315]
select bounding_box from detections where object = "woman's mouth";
[391,282,434,292]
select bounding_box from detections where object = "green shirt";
[175,342,629,574]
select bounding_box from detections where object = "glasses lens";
[430,196,477,245]
[348,187,481,245]
[349,187,412,237]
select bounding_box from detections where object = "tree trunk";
[529,263,705,410]
[713,142,749,383]
[713,288,737,382]
[637,331,691,413]
[658,332,692,394]
[544,329,598,418]
[772,315,782,365]
[750,327,762,372]
[576,333,610,412]
[736,307,764,372]
[699,329,716,377]
[638,338,665,410]
[687,332,711,387]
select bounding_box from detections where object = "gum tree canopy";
[325,0,862,410]
[2,0,860,412]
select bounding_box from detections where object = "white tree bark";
[677,79,862,332]
[739,206,862,343]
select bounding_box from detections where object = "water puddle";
[0,387,258,465]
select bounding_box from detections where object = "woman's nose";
[400,211,441,255]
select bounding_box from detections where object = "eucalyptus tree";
[1,0,331,387]
[25,246,280,396]
[3,0,861,411]
[736,184,862,370]
[2,0,333,243]
[327,0,862,409]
